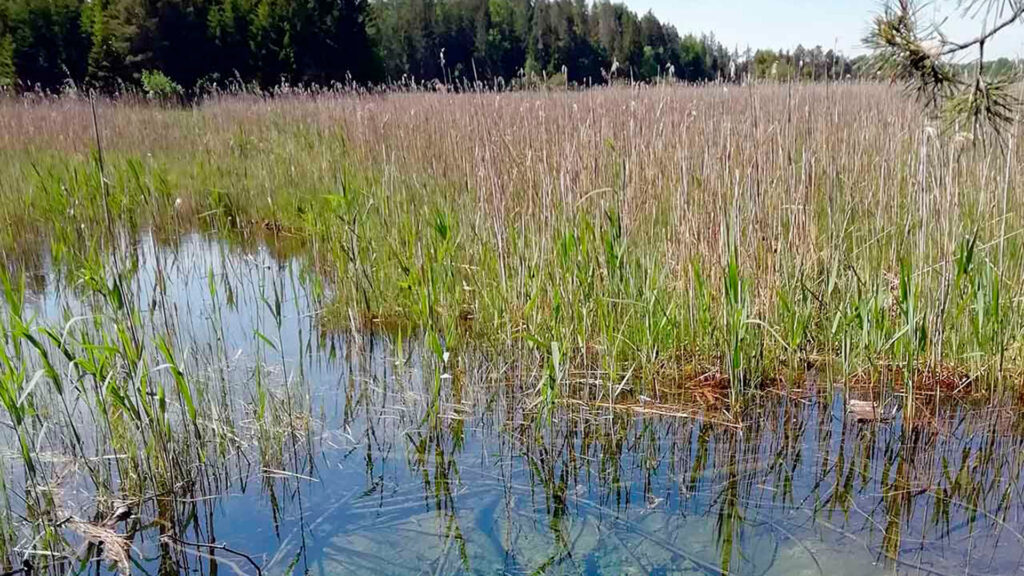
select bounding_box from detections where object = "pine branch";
[940,4,1024,56]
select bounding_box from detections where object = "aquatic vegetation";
[2,84,1022,400]
[0,234,1019,574]
[0,83,1022,574]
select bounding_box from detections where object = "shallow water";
[4,232,1024,576]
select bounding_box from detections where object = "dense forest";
[0,0,896,95]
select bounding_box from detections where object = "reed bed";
[1,82,1022,403]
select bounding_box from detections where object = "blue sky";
[622,0,1024,58]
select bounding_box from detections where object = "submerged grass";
[1,83,1022,403]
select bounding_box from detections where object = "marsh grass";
[1,83,1022,405]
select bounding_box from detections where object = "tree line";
[0,0,866,95]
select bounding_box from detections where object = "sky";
[622,0,1024,59]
